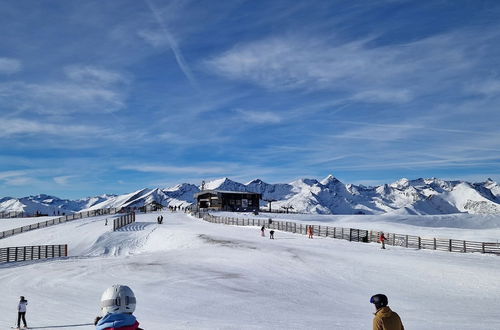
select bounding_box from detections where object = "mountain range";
[1,175,500,216]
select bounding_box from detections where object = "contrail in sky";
[144,0,198,89]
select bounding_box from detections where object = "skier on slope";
[16,296,28,329]
[307,225,313,239]
[370,294,404,330]
[94,285,143,330]
[261,225,265,237]
[379,232,386,249]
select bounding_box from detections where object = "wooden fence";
[113,213,136,231]
[0,208,120,240]
[0,211,28,219]
[193,212,500,256]
[0,244,68,263]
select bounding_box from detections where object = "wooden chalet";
[194,190,261,212]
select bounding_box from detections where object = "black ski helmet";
[370,294,388,309]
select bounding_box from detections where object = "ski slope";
[220,212,500,242]
[0,211,499,329]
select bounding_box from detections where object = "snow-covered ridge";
[1,176,500,216]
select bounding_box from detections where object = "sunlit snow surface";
[0,212,499,329]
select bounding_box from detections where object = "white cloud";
[206,32,479,102]
[0,57,22,74]
[137,29,168,48]
[54,175,74,185]
[0,170,30,180]
[466,79,500,96]
[0,118,103,138]
[64,65,128,85]
[0,81,125,114]
[120,164,228,175]
[236,109,283,124]
[351,89,413,103]
[5,176,34,186]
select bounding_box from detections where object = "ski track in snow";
[0,211,499,329]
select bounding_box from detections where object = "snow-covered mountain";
[0,194,100,216]
[1,176,500,216]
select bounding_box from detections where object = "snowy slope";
[2,176,500,216]
[0,211,499,329]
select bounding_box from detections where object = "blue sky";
[1,0,500,199]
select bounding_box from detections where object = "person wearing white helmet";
[94,285,143,330]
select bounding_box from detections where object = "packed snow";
[1,211,499,329]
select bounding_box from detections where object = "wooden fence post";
[449,239,452,252]
[482,242,485,253]
[433,238,437,250]
[418,237,421,249]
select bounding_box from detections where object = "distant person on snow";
[379,232,386,249]
[17,296,28,329]
[270,230,275,239]
[94,285,143,330]
[261,225,265,237]
[370,294,404,330]
[307,225,314,239]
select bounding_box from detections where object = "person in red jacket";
[94,285,143,330]
[379,232,386,249]
[307,225,314,239]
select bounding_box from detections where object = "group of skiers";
[260,225,275,239]
[261,222,388,249]
[168,205,185,212]
[14,289,403,330]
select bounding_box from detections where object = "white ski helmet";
[100,284,136,314]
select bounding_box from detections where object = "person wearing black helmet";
[370,294,404,330]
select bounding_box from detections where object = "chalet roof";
[194,190,261,198]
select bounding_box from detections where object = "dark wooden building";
[194,190,261,212]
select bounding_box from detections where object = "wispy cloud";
[0,170,30,180]
[54,175,75,185]
[120,164,230,175]
[0,57,22,74]
[205,30,492,103]
[64,65,129,85]
[466,79,500,97]
[235,109,283,124]
[0,118,103,138]
[0,66,126,114]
